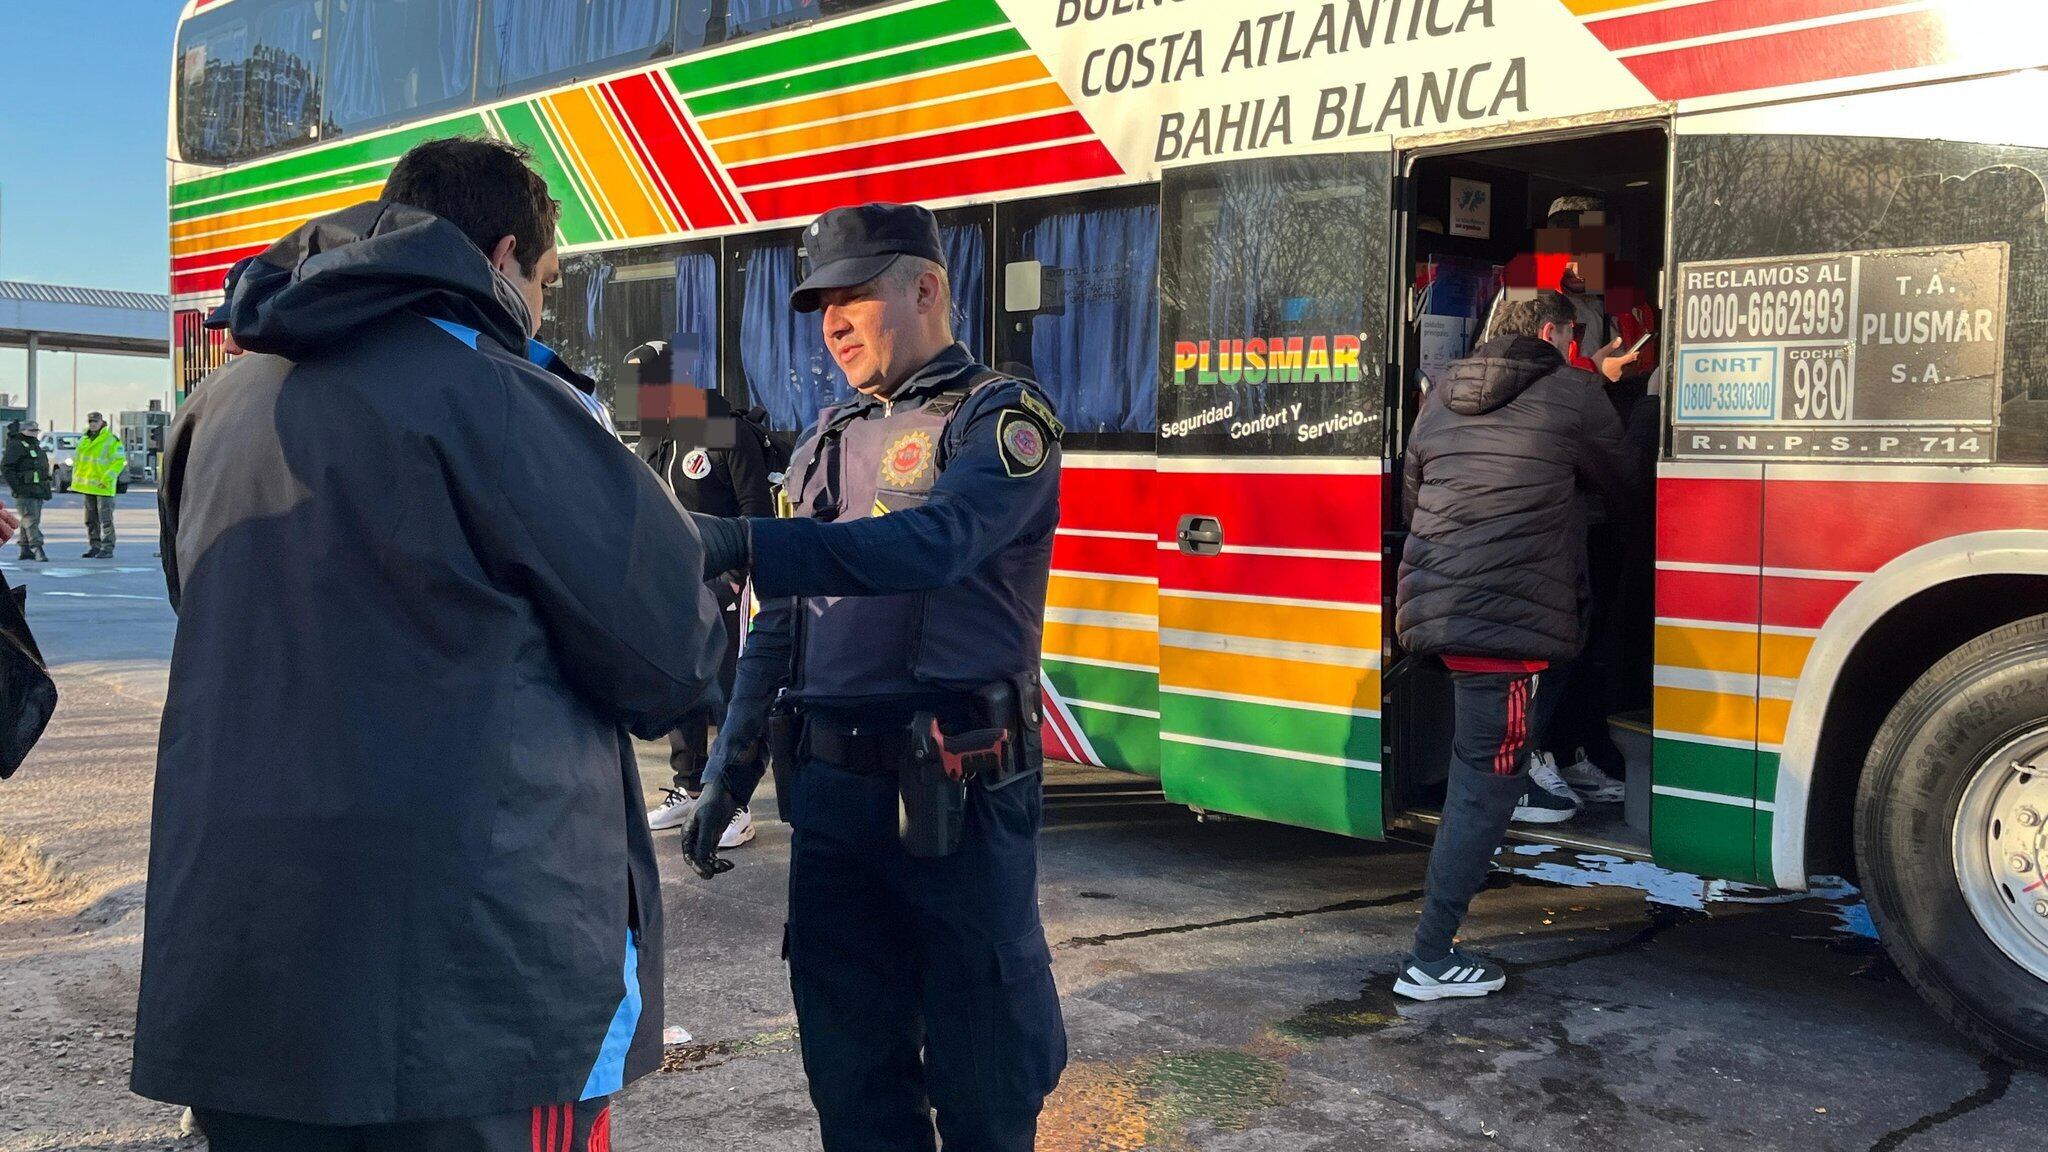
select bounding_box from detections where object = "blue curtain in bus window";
[674,251,719,391]
[327,0,479,133]
[726,0,820,37]
[942,221,987,362]
[1016,204,1159,434]
[489,0,577,92]
[738,244,843,432]
[587,0,672,63]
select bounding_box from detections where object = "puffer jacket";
[1395,335,1634,663]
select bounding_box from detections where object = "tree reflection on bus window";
[325,0,481,135]
[176,0,324,165]
[1675,135,2048,461]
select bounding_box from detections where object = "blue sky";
[0,0,183,422]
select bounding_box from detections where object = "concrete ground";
[0,490,2042,1151]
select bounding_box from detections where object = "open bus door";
[1153,151,1395,838]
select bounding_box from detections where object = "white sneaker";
[1527,752,1584,806]
[648,788,697,831]
[1560,748,1627,803]
[719,807,756,850]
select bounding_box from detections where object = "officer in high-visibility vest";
[74,411,128,559]
[682,202,1068,1151]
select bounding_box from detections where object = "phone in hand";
[1627,331,1654,355]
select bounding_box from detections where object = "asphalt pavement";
[0,490,2042,1151]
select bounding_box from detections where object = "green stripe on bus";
[1754,807,1775,883]
[1756,748,1780,802]
[684,27,1028,118]
[1162,693,1380,765]
[1064,705,1160,776]
[1043,658,1157,714]
[1162,744,1382,839]
[668,0,1006,95]
[1651,791,1761,884]
[487,102,607,246]
[1652,736,1756,800]
[172,162,397,224]
[172,115,488,208]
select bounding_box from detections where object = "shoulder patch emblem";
[681,448,712,480]
[879,429,935,488]
[1016,388,1064,439]
[997,410,1050,478]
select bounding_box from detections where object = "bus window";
[1159,154,1385,456]
[176,0,324,165]
[545,250,678,429]
[997,188,1159,441]
[726,212,989,434]
[325,0,480,136]
[482,0,675,101]
[685,0,889,47]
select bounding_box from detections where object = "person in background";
[73,412,126,559]
[203,257,257,361]
[3,420,51,563]
[1392,290,1638,1000]
[637,336,774,848]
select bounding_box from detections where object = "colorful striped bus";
[169,0,2048,1063]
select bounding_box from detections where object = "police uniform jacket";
[136,202,726,1125]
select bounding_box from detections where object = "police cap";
[790,202,945,313]
[203,257,259,330]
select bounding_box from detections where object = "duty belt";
[806,722,915,776]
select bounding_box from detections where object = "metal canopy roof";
[0,279,170,357]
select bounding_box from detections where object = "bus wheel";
[1858,613,2048,1068]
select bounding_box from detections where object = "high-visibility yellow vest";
[73,429,128,497]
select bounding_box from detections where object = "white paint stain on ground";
[1498,845,1877,939]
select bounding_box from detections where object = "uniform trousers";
[84,493,116,552]
[784,755,1066,1152]
[193,1099,612,1152]
[1412,669,1543,962]
[16,497,42,554]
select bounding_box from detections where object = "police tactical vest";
[785,368,1053,702]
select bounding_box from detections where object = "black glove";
[680,776,740,879]
[690,512,751,582]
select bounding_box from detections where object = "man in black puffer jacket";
[1392,290,1638,1002]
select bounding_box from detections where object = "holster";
[766,691,803,824]
[896,680,1042,857]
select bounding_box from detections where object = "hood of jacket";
[228,201,533,361]
[1438,334,1565,416]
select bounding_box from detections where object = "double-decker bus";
[169,0,2048,1063]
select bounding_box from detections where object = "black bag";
[0,574,56,780]
[736,406,795,476]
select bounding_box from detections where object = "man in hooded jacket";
[1391,289,1640,1002]
[134,138,725,1150]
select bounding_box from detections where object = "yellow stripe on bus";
[1655,624,1814,682]
[170,183,385,245]
[1047,574,1157,618]
[545,88,675,238]
[712,82,1071,166]
[1160,646,1378,712]
[1160,595,1378,651]
[698,55,1051,142]
[1042,620,1158,669]
[1559,0,1655,15]
[1655,685,1759,745]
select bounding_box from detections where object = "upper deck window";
[483,0,675,100]
[176,0,324,165]
[324,0,480,135]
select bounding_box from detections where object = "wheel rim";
[1953,728,2048,982]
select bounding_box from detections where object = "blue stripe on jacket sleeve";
[581,929,643,1100]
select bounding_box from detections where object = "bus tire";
[1857,612,2048,1069]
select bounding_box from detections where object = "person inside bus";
[1392,289,1642,1000]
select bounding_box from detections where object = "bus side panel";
[1042,455,1161,776]
[1156,465,1384,838]
[1652,463,1767,882]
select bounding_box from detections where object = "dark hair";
[1491,290,1576,340]
[383,138,560,276]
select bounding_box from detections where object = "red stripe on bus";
[607,74,738,229]
[741,140,1122,224]
[1156,551,1379,606]
[658,78,750,225]
[1051,533,1155,581]
[1657,476,1760,568]
[172,241,270,275]
[599,81,690,229]
[1620,8,1951,101]
[1059,466,1154,535]
[1585,0,1915,53]
[726,112,1097,189]
[1656,568,1759,626]
[171,242,272,296]
[1762,478,2048,575]
[1761,573,1859,632]
[1152,470,1380,553]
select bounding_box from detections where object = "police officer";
[633,336,775,846]
[682,202,1067,1151]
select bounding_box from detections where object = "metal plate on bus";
[1670,242,2007,463]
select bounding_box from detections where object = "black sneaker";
[1394,949,1508,1000]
